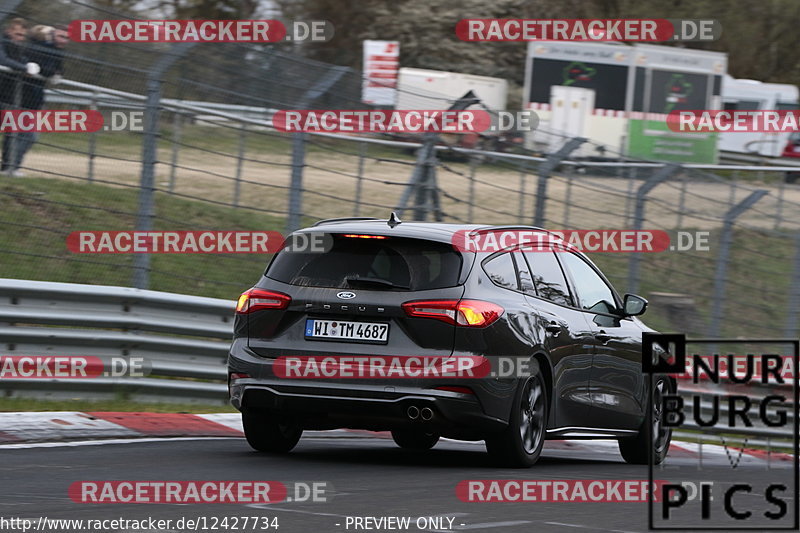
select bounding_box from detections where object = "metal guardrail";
[44,88,279,124]
[0,278,795,448]
[719,149,800,168]
[0,278,233,403]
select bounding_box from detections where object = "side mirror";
[623,294,648,317]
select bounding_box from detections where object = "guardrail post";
[133,43,196,290]
[533,137,585,227]
[708,190,769,338]
[627,163,681,294]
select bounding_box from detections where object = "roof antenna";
[387,212,402,228]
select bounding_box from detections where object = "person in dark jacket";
[10,24,66,174]
[0,17,40,175]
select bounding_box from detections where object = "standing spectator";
[0,17,40,175]
[13,24,67,175]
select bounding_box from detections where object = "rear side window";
[513,250,535,295]
[482,252,518,291]
[266,235,462,290]
[522,251,572,306]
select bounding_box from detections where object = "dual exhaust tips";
[407,405,433,421]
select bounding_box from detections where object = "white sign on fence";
[362,40,399,106]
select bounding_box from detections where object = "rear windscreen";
[266,235,462,290]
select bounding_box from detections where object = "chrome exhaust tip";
[420,407,433,421]
[407,406,420,420]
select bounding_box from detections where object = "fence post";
[708,190,769,338]
[412,143,441,221]
[533,137,585,227]
[398,91,480,221]
[627,163,681,294]
[353,141,366,216]
[286,132,306,233]
[233,124,247,207]
[518,161,528,223]
[624,168,636,226]
[132,43,195,290]
[783,232,800,339]
[284,65,350,233]
[562,173,573,228]
[168,112,183,193]
[676,173,688,229]
[774,179,785,230]
[467,155,478,223]
[395,132,438,220]
[86,90,99,182]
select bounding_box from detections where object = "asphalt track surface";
[1,435,797,533]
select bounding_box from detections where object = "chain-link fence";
[0,0,799,342]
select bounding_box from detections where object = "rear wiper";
[345,276,409,290]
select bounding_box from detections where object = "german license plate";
[305,319,389,343]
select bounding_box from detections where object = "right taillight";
[236,288,291,314]
[401,299,503,327]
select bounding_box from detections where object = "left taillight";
[236,288,291,314]
[401,299,503,327]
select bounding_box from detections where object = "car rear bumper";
[231,380,506,439]
[228,341,509,439]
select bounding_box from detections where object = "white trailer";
[719,75,799,157]
[395,67,508,111]
[524,42,727,163]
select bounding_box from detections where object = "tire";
[391,429,440,450]
[241,409,302,453]
[485,360,548,468]
[618,377,673,465]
